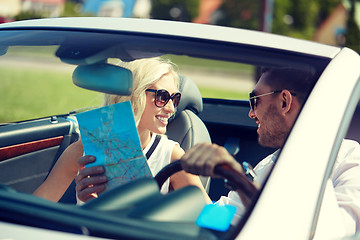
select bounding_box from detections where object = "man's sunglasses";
[248,90,296,110]
[146,89,181,108]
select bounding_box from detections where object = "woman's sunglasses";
[146,89,181,108]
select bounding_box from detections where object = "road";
[0,55,255,92]
[181,68,254,92]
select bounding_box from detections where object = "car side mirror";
[72,63,133,95]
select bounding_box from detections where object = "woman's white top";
[144,133,178,194]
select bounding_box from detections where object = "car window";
[0,49,255,124]
[165,54,255,100]
[0,45,103,123]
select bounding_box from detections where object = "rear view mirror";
[73,63,133,95]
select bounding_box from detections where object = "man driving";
[180,67,360,238]
[76,67,360,238]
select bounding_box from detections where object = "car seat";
[166,76,212,192]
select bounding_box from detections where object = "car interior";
[0,53,248,239]
[1,26,360,239]
[0,60,277,204]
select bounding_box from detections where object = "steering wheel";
[154,160,257,200]
[154,160,183,189]
[83,160,257,213]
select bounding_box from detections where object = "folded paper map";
[76,101,152,190]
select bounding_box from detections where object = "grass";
[166,55,254,73]
[1,54,251,123]
[0,67,103,123]
[199,87,248,99]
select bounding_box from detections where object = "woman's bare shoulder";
[171,144,185,162]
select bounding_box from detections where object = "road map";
[76,101,152,190]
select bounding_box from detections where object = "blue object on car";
[196,204,237,232]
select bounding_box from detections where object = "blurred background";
[0,0,359,51]
[0,0,359,123]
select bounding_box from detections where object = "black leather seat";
[166,76,212,192]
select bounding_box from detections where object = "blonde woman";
[33,57,211,204]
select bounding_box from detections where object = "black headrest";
[175,76,203,117]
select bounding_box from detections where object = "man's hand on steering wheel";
[179,143,259,206]
[180,143,245,177]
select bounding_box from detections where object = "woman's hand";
[75,155,108,202]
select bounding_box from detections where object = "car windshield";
[0,30,255,124]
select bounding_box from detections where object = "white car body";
[0,17,359,240]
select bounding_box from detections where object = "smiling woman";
[32,57,211,205]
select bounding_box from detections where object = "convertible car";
[0,17,359,239]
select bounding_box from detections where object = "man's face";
[248,75,291,148]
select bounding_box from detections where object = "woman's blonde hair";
[103,57,180,126]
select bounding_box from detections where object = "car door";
[0,41,102,204]
[0,116,79,203]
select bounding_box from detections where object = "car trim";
[0,136,64,161]
[0,18,341,59]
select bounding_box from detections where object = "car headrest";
[174,76,203,118]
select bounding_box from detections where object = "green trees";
[151,0,360,47]
[151,0,199,22]
[214,0,260,30]
[272,0,319,39]
[345,0,360,52]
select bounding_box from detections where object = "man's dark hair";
[261,67,316,105]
